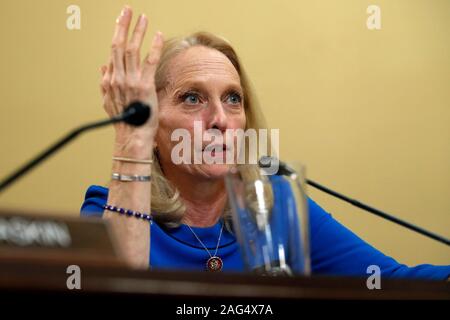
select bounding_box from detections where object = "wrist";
[113,136,155,159]
[111,160,152,176]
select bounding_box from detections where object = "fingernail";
[122,6,131,16]
[139,14,147,27]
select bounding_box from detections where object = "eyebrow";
[171,79,243,96]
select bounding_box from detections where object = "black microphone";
[0,102,151,194]
[117,101,151,126]
[258,156,450,246]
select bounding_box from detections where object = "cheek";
[229,112,247,130]
[156,109,197,152]
[155,107,179,151]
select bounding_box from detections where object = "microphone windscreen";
[122,101,151,126]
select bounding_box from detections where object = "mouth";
[202,144,228,153]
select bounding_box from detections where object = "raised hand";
[100,6,163,154]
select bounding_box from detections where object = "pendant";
[206,256,223,272]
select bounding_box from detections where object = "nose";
[206,99,227,132]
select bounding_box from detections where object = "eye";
[180,91,202,105]
[225,92,242,105]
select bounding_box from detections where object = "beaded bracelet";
[103,204,153,223]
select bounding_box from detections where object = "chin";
[195,163,232,180]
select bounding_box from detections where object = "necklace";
[186,221,224,272]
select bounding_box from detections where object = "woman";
[82,6,449,279]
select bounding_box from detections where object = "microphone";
[0,102,151,194]
[116,101,151,126]
[258,156,450,246]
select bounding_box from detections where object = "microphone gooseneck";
[259,156,450,247]
[0,102,151,194]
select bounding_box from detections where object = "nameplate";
[0,210,122,266]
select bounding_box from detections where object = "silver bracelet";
[111,173,151,182]
[112,156,153,164]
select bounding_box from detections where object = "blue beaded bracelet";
[103,204,153,223]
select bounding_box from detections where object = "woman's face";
[156,45,246,181]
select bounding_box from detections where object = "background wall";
[0,0,448,265]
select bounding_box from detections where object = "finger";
[101,63,111,96]
[125,14,148,76]
[105,57,119,115]
[107,54,114,76]
[110,6,132,107]
[99,65,107,95]
[107,57,120,112]
[111,6,132,71]
[101,64,114,117]
[100,65,107,76]
[141,31,164,93]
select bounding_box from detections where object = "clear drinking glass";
[225,162,310,276]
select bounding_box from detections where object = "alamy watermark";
[66,264,81,290]
[170,121,280,175]
[366,265,381,290]
[366,5,381,30]
[66,5,81,30]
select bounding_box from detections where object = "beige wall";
[0,0,449,266]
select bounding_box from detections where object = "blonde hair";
[150,32,273,227]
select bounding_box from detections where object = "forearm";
[104,139,153,269]
[97,5,163,269]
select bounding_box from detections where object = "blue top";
[80,175,450,280]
